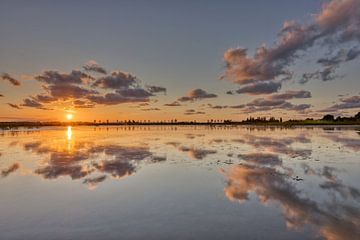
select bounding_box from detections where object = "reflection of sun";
[67,126,72,140]
[66,114,73,120]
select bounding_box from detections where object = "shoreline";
[1,121,360,130]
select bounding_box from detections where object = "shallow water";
[0,125,359,240]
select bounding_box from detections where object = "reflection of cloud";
[90,145,152,161]
[93,161,135,179]
[238,153,282,166]
[166,142,216,160]
[35,164,89,180]
[224,164,360,240]
[1,163,20,177]
[234,134,312,158]
[320,181,360,201]
[83,175,107,189]
[322,133,360,151]
[23,140,155,182]
[151,156,167,162]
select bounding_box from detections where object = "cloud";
[83,60,107,74]
[269,90,312,100]
[32,94,57,103]
[13,63,159,108]
[21,98,44,108]
[247,98,285,107]
[320,95,360,112]
[7,103,22,109]
[209,104,228,109]
[231,89,312,114]
[92,71,137,89]
[184,109,206,115]
[72,100,95,109]
[146,85,167,94]
[46,84,98,100]
[221,47,292,84]
[141,108,161,111]
[221,0,360,89]
[178,88,217,102]
[235,82,282,95]
[230,104,246,109]
[116,88,153,98]
[1,73,21,86]
[24,69,99,107]
[301,47,360,83]
[35,70,92,85]
[242,97,311,114]
[87,91,150,105]
[164,101,181,106]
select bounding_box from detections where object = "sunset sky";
[1,0,359,122]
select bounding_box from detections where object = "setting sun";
[66,114,73,120]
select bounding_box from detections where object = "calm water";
[0,126,359,240]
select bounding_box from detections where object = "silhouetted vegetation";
[0,112,359,129]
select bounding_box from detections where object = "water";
[0,126,359,240]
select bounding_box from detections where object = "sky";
[0,0,359,122]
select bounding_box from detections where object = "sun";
[66,113,73,120]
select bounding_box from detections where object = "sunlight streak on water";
[67,126,72,141]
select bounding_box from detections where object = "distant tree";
[322,114,335,121]
[355,112,360,119]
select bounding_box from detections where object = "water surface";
[0,126,359,240]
